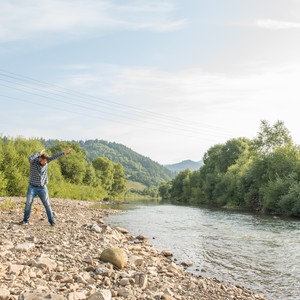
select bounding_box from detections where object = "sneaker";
[50,221,55,226]
[18,220,29,225]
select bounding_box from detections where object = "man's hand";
[64,147,73,155]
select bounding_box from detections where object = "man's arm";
[48,148,73,163]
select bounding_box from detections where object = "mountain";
[165,160,203,173]
[43,139,174,187]
[79,140,174,187]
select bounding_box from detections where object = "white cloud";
[60,63,300,146]
[0,0,186,42]
[4,62,300,164]
[256,19,300,30]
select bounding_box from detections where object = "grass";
[126,180,147,190]
[0,198,17,211]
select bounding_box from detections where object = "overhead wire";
[0,68,235,140]
[0,76,230,138]
[0,68,235,134]
[2,94,220,142]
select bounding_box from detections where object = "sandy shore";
[0,197,266,300]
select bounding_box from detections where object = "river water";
[105,201,300,300]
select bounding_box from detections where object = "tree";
[159,181,172,199]
[111,163,126,199]
[48,142,87,184]
[92,157,115,192]
[253,120,293,154]
[83,164,98,187]
[160,120,300,217]
[170,169,191,202]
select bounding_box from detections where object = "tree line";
[159,120,300,217]
[0,137,126,200]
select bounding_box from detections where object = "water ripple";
[106,202,300,300]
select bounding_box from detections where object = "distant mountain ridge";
[43,139,174,187]
[165,160,203,173]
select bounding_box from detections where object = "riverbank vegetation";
[159,120,300,217]
[0,137,126,200]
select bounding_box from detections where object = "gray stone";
[91,223,103,233]
[18,292,47,300]
[15,243,35,252]
[129,255,144,267]
[119,278,130,286]
[117,288,132,298]
[115,227,128,234]
[161,251,173,257]
[35,255,57,271]
[82,255,93,264]
[134,273,148,289]
[95,267,113,277]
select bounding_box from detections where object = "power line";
[0,68,234,133]
[1,93,223,143]
[0,69,235,140]
[0,75,230,137]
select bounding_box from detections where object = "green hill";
[80,140,174,186]
[43,139,174,187]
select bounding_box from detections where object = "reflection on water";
[106,201,300,300]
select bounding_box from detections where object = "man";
[19,147,72,226]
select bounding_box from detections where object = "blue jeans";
[23,185,54,224]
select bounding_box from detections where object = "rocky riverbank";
[0,197,266,300]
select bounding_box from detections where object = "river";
[105,201,300,300]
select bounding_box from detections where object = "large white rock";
[100,247,128,269]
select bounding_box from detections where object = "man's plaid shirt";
[29,151,64,186]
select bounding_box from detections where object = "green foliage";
[169,169,192,202]
[159,181,172,199]
[111,163,126,199]
[253,120,293,154]
[0,137,126,200]
[92,157,115,191]
[77,139,174,186]
[160,120,300,217]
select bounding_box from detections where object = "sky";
[1,0,300,165]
